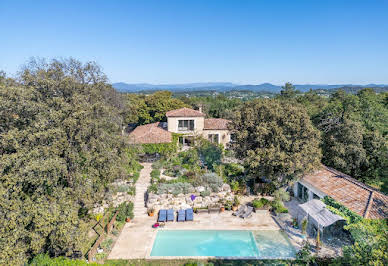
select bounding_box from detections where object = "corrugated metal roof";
[299,199,345,228]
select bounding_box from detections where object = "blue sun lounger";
[177,209,185,222]
[158,209,167,222]
[167,209,175,222]
[185,208,194,221]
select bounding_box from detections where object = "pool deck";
[108,210,280,260]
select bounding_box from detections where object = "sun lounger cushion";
[233,205,246,216]
[185,208,194,221]
[167,209,174,221]
[158,209,167,222]
[240,206,253,219]
[177,209,185,222]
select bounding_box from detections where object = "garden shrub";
[273,188,290,202]
[196,139,223,170]
[296,242,315,264]
[116,184,131,193]
[337,219,388,265]
[150,169,160,179]
[179,148,200,166]
[127,186,136,195]
[29,254,91,265]
[152,160,163,169]
[116,202,134,222]
[157,183,194,195]
[100,238,113,251]
[224,163,244,177]
[200,173,223,190]
[200,190,211,197]
[230,180,240,193]
[209,184,220,192]
[132,171,140,183]
[148,184,158,193]
[252,198,270,209]
[271,200,288,214]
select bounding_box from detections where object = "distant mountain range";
[112,82,388,93]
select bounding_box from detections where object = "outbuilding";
[297,199,346,240]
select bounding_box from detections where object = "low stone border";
[88,210,119,262]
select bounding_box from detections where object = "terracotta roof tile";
[166,107,205,117]
[204,118,231,130]
[301,166,388,219]
[127,122,172,144]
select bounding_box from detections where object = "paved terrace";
[108,210,280,259]
[108,163,281,260]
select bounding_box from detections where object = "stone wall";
[92,180,135,214]
[147,183,234,211]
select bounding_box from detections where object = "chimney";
[198,104,203,113]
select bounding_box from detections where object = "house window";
[297,183,309,202]
[297,183,303,199]
[302,186,309,202]
[208,134,219,144]
[313,193,320,200]
[178,120,194,131]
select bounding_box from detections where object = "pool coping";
[145,228,297,260]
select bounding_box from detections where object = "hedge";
[141,134,179,155]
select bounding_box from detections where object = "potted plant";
[232,196,240,211]
[148,207,155,217]
[301,219,308,233]
[219,199,226,212]
[225,200,233,211]
[126,217,131,222]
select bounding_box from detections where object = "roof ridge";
[364,191,374,218]
[323,165,385,195]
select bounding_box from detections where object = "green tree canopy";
[279,82,299,99]
[125,91,189,124]
[230,99,321,191]
[316,89,388,188]
[0,58,131,264]
[338,219,388,265]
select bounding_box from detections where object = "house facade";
[128,107,231,147]
[294,165,388,219]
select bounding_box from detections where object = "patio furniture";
[232,205,246,216]
[177,209,185,222]
[240,206,253,219]
[152,222,160,228]
[208,207,220,213]
[196,208,208,214]
[167,209,175,222]
[158,209,167,222]
[185,208,194,221]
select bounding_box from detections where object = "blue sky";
[0,0,387,84]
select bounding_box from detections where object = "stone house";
[128,107,232,147]
[293,165,388,219]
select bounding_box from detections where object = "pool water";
[253,230,296,258]
[150,230,296,258]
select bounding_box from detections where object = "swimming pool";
[150,230,296,259]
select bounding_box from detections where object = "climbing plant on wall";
[141,133,180,155]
